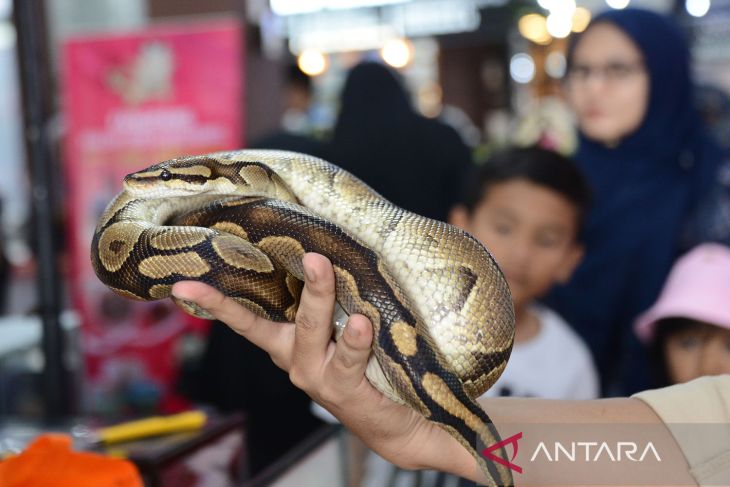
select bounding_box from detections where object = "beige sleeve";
[633,375,730,486]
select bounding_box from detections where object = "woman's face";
[565,23,650,145]
[664,322,730,384]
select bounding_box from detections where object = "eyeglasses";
[565,60,645,85]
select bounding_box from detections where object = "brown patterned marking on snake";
[231,296,269,319]
[139,252,210,279]
[461,350,511,397]
[390,321,418,357]
[98,192,135,229]
[446,266,479,312]
[375,260,417,323]
[149,284,173,299]
[98,221,147,272]
[166,165,212,177]
[109,241,125,253]
[331,266,381,332]
[255,236,307,279]
[129,168,165,179]
[421,372,489,438]
[237,165,270,186]
[236,164,301,204]
[363,350,432,416]
[211,234,274,272]
[331,265,431,417]
[150,228,208,250]
[210,221,248,239]
[284,274,303,321]
[109,286,145,300]
[419,369,514,487]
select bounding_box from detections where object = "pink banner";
[62,19,244,415]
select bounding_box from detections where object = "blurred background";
[0,0,728,485]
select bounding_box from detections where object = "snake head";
[124,158,237,197]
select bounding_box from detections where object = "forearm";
[479,396,662,424]
[490,397,692,486]
[342,398,685,483]
[442,398,667,484]
[367,398,661,481]
[404,398,695,486]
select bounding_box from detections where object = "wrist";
[414,422,480,481]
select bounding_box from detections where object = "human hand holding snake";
[90,149,515,485]
[171,253,483,481]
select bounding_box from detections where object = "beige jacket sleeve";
[633,375,730,486]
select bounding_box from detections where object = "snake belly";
[90,149,515,485]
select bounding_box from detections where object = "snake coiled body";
[91,149,515,485]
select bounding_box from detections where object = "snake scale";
[90,149,515,485]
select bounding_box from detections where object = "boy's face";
[450,179,583,311]
[664,322,730,384]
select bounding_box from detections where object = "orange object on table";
[0,434,142,487]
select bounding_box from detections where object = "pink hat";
[634,243,730,343]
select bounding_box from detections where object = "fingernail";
[304,266,317,283]
[346,324,360,338]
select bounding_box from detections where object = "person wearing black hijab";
[546,9,723,395]
[329,61,473,222]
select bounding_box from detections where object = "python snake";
[90,149,515,485]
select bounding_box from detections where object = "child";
[449,146,599,399]
[634,243,730,387]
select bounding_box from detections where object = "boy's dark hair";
[460,146,593,237]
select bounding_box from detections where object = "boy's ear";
[555,243,584,284]
[448,205,471,231]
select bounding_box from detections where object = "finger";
[171,281,293,361]
[327,314,374,391]
[292,253,337,374]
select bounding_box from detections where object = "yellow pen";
[97,410,207,445]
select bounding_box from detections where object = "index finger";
[171,281,293,362]
[292,253,338,374]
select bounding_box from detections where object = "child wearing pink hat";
[634,243,730,386]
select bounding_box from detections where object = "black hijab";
[329,61,472,221]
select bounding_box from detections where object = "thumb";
[327,314,374,390]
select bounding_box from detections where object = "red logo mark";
[482,432,523,474]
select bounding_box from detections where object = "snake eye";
[160,169,172,181]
